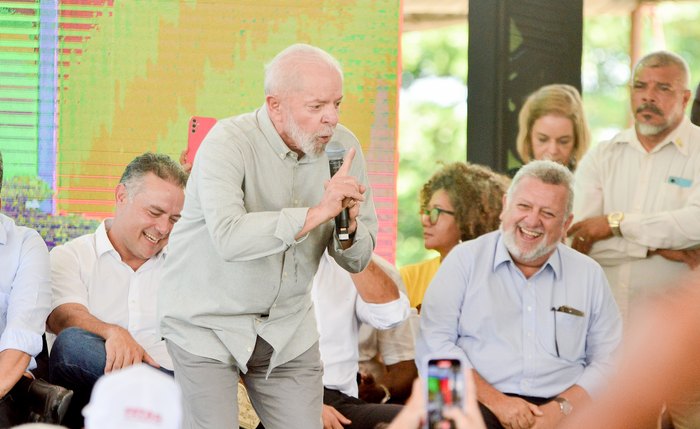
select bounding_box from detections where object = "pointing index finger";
[335,147,356,177]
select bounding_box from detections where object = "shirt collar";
[256,105,296,161]
[95,219,117,257]
[493,231,562,280]
[612,116,692,157]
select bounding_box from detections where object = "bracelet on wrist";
[379,384,391,404]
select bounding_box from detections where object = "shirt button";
[527,331,532,337]
[527,306,532,312]
[247,346,253,352]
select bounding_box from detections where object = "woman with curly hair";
[514,84,590,174]
[401,162,509,311]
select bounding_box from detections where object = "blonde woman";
[515,84,590,172]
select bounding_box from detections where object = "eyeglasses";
[421,207,455,225]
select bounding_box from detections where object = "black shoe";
[25,378,74,424]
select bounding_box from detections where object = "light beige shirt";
[158,106,377,373]
[573,117,700,317]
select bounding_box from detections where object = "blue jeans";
[49,327,173,429]
[49,328,104,429]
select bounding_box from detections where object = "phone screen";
[427,358,464,429]
[186,116,217,165]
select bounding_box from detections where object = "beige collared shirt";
[573,117,700,317]
[158,106,377,373]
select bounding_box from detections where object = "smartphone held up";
[186,116,217,165]
[425,356,466,429]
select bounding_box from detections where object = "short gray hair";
[119,152,188,197]
[633,50,690,89]
[508,160,574,217]
[264,43,343,97]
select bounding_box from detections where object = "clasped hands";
[568,215,700,269]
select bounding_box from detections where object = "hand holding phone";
[385,363,485,429]
[426,356,467,429]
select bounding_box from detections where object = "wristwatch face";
[608,212,624,224]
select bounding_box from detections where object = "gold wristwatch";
[608,212,624,237]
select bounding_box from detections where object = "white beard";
[637,122,668,137]
[285,114,333,158]
[501,223,558,264]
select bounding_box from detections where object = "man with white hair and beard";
[417,160,621,429]
[567,50,700,428]
[158,44,377,429]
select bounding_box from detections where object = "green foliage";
[398,102,467,265]
[398,25,468,266]
[402,25,468,86]
[582,5,700,143]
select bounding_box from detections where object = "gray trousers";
[167,337,323,429]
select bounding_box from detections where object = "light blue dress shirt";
[0,213,51,371]
[417,230,622,398]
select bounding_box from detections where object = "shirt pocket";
[553,312,587,362]
[660,179,693,209]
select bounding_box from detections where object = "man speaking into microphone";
[158,43,377,429]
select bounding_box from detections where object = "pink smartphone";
[186,116,217,165]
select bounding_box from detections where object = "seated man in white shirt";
[312,251,411,429]
[46,153,187,429]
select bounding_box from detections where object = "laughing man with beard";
[46,153,188,429]
[417,160,622,429]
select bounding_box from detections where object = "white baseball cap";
[82,364,182,429]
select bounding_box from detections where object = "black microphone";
[326,141,350,241]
